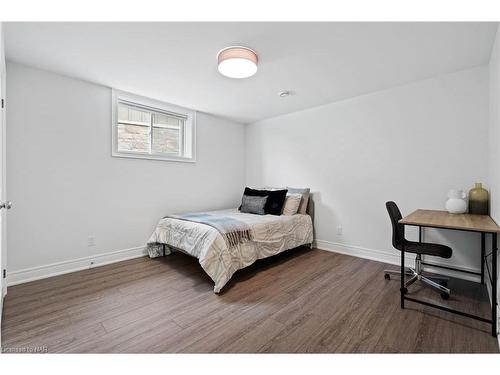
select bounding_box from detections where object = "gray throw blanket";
[165,212,253,247]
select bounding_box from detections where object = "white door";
[0,22,8,336]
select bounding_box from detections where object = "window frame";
[111,89,196,163]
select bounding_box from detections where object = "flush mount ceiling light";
[217,46,258,79]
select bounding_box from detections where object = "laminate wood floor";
[1,247,498,353]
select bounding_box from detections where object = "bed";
[146,202,314,293]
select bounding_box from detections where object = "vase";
[468,183,489,215]
[445,189,467,214]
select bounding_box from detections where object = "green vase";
[468,183,489,215]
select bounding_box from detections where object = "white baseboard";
[313,239,481,283]
[7,246,148,286]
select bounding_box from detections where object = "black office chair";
[385,201,452,299]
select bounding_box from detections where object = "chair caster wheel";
[400,287,408,294]
[440,292,450,300]
[384,273,390,280]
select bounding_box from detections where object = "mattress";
[146,209,313,293]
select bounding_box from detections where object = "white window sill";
[111,151,196,163]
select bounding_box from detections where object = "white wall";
[6,62,246,281]
[246,66,489,275]
[489,27,500,225]
[488,25,500,338]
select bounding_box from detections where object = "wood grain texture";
[399,209,500,233]
[1,248,498,353]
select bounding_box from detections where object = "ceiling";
[4,22,498,123]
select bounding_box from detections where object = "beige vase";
[468,183,489,215]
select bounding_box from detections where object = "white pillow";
[286,187,310,215]
[282,194,302,215]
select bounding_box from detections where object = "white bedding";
[147,209,313,293]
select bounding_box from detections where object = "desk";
[399,209,499,337]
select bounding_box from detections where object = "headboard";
[306,193,315,238]
[306,193,314,216]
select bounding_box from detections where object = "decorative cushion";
[286,187,310,214]
[241,187,288,215]
[240,195,268,215]
[282,194,302,215]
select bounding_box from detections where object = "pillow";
[286,187,310,215]
[240,195,268,215]
[282,193,302,215]
[241,187,288,215]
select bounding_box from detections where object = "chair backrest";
[386,201,405,251]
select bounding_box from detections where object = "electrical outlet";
[337,225,343,235]
[87,235,96,247]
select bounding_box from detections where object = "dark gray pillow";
[240,195,268,215]
[242,187,288,215]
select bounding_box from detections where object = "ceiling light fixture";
[217,46,258,79]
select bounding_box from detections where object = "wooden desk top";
[399,209,500,233]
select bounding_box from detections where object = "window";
[112,90,196,162]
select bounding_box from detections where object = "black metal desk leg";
[401,242,405,309]
[481,233,485,285]
[492,233,498,337]
[419,226,422,243]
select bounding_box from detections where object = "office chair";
[385,201,452,299]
